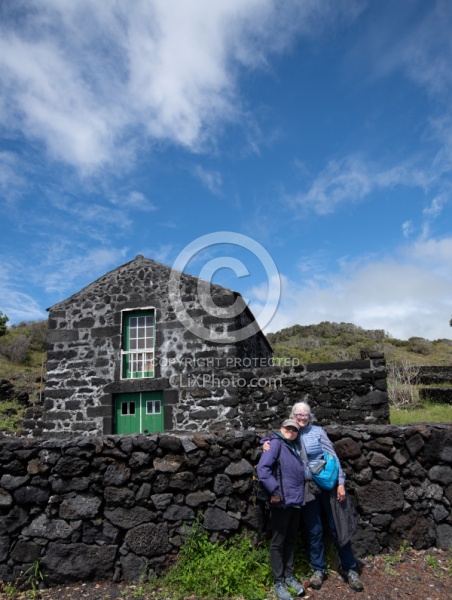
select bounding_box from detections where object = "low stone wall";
[20,355,389,436]
[417,366,452,385]
[236,355,388,430]
[1,424,451,587]
[419,388,452,405]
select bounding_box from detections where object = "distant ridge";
[266,321,452,366]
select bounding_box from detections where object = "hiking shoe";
[274,582,292,600]
[309,570,324,590]
[346,569,364,592]
[285,576,305,596]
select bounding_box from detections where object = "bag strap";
[273,439,285,505]
[299,436,309,464]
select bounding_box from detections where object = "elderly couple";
[257,400,363,600]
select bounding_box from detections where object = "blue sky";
[1,0,452,341]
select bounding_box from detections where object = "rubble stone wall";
[43,255,272,437]
[1,424,451,586]
[24,354,390,436]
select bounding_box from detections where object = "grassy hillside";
[267,321,452,366]
[1,319,452,431]
[0,320,47,434]
[0,320,47,398]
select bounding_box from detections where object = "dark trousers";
[301,489,357,573]
[270,507,301,584]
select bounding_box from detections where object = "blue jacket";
[257,432,305,507]
[298,424,346,485]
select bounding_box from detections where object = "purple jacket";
[257,433,304,507]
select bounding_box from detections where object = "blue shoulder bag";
[310,451,339,490]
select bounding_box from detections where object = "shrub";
[388,360,420,407]
[0,400,25,433]
[0,334,31,363]
[27,320,48,350]
[0,311,8,336]
[407,337,432,355]
[156,523,272,600]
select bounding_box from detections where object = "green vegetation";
[0,319,47,433]
[0,558,44,599]
[22,560,45,598]
[424,553,452,578]
[0,310,8,336]
[0,319,47,406]
[143,523,318,600]
[383,540,411,567]
[267,321,452,366]
[153,524,273,600]
[0,319,47,364]
[268,321,452,425]
[1,319,452,433]
[0,399,27,433]
[382,542,452,580]
[390,402,452,425]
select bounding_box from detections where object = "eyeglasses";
[294,413,310,418]
[284,427,299,432]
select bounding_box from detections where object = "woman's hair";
[290,401,312,420]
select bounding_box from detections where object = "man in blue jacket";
[257,419,305,600]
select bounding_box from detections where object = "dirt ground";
[1,547,451,600]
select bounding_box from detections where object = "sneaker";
[285,576,305,596]
[309,570,324,590]
[274,582,292,600]
[346,569,364,592]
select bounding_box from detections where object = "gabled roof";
[46,254,272,352]
[47,254,190,311]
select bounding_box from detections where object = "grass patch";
[390,401,452,425]
[0,399,26,432]
[152,525,273,600]
[142,522,325,600]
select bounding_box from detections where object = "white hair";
[290,401,312,420]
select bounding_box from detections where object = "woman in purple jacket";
[257,418,305,600]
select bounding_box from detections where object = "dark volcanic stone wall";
[1,424,451,587]
[43,255,272,436]
[25,355,389,437]
[417,366,452,385]
[417,366,452,406]
[236,355,389,430]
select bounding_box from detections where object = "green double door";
[115,391,164,434]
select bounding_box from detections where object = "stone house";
[43,255,272,436]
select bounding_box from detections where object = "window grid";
[121,402,136,415]
[122,310,155,379]
[146,400,161,414]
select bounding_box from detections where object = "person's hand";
[337,484,346,503]
[270,494,281,503]
[263,441,271,452]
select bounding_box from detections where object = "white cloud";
[0,152,26,203]
[0,0,362,174]
[41,246,129,297]
[110,191,157,212]
[0,291,47,323]
[45,193,133,236]
[402,220,414,238]
[357,1,452,185]
[260,235,452,340]
[408,237,452,278]
[384,1,452,99]
[192,165,223,195]
[0,263,47,323]
[423,193,448,219]
[289,157,414,215]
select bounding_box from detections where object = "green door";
[115,392,164,434]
